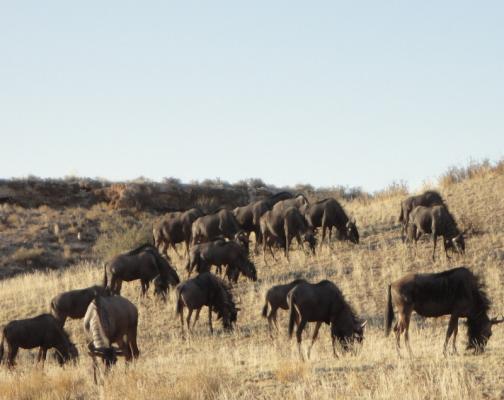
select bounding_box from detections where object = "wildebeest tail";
[102,263,108,287]
[175,288,183,316]
[385,284,394,336]
[288,294,297,339]
[261,299,269,318]
[0,332,4,364]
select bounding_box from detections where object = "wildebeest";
[262,279,307,334]
[271,194,309,214]
[0,314,78,368]
[398,190,444,242]
[104,244,180,299]
[50,285,111,327]
[176,272,238,334]
[191,208,242,245]
[301,198,359,246]
[385,267,504,355]
[288,280,366,359]
[84,293,140,369]
[260,206,316,262]
[186,238,257,283]
[153,208,204,257]
[408,205,466,260]
[233,191,293,251]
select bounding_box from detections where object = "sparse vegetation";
[0,163,503,398]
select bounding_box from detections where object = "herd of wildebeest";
[1,190,503,381]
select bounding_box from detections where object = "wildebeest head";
[238,258,257,282]
[451,232,466,254]
[54,342,79,365]
[303,230,317,254]
[234,231,250,251]
[467,314,504,352]
[331,318,367,352]
[87,342,124,367]
[345,219,359,244]
[153,275,169,302]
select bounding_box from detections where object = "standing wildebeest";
[176,272,238,334]
[233,191,293,251]
[385,267,504,356]
[104,244,180,298]
[0,314,78,368]
[408,205,466,260]
[84,293,140,368]
[301,198,359,246]
[51,285,111,327]
[260,206,316,262]
[262,279,307,334]
[288,280,366,359]
[186,238,257,283]
[398,190,444,242]
[153,208,204,257]
[191,208,242,245]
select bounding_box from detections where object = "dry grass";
[0,172,503,399]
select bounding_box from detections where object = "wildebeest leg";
[307,321,322,359]
[7,345,18,368]
[208,306,213,335]
[185,240,190,259]
[128,328,140,359]
[117,337,132,361]
[443,315,458,356]
[403,311,413,356]
[37,347,47,367]
[442,238,451,260]
[431,232,438,261]
[284,230,291,261]
[272,308,280,332]
[331,335,339,358]
[179,305,185,332]
[140,280,149,297]
[192,309,201,330]
[186,309,194,333]
[296,319,307,360]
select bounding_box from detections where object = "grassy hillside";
[0,168,503,399]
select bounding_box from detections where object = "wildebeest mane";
[269,191,293,201]
[123,243,156,256]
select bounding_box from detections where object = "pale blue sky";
[1,1,502,192]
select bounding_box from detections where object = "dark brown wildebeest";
[300,198,359,247]
[271,193,309,214]
[104,244,180,299]
[398,190,444,242]
[385,267,504,356]
[262,279,307,334]
[233,192,293,251]
[260,206,316,262]
[51,285,111,327]
[0,314,78,368]
[176,272,238,334]
[186,238,257,283]
[84,293,140,374]
[408,205,466,260]
[288,280,366,360]
[153,208,204,257]
[191,208,242,245]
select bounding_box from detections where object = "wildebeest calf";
[0,314,78,368]
[408,205,466,260]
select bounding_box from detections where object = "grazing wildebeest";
[176,272,238,334]
[288,280,366,359]
[191,208,242,245]
[300,198,359,246]
[51,285,111,327]
[385,267,504,356]
[233,192,293,251]
[186,238,257,283]
[153,208,204,257]
[104,244,180,298]
[398,190,444,242]
[262,279,307,334]
[260,206,316,262]
[408,205,466,260]
[0,314,78,368]
[84,293,140,369]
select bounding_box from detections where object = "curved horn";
[360,320,368,329]
[491,315,504,325]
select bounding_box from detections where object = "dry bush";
[439,158,503,187]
